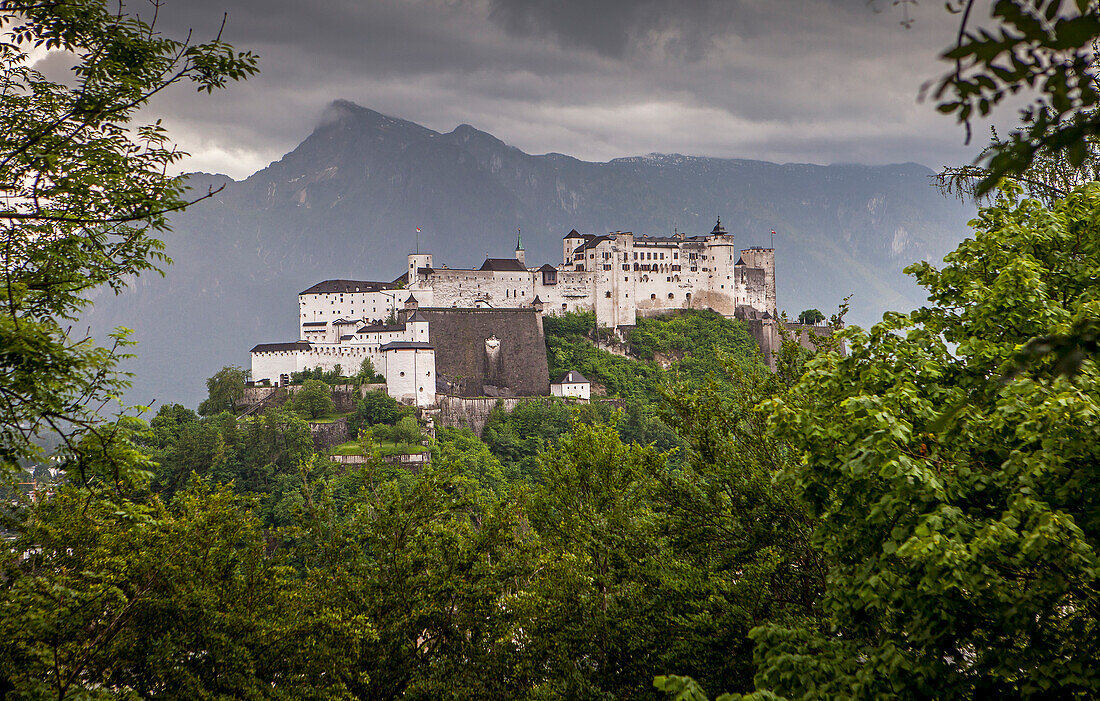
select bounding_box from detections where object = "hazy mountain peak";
[315,100,437,139]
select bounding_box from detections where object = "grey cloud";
[120,0,994,180]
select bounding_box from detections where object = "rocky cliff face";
[86,100,975,408]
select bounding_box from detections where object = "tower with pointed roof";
[515,228,525,266]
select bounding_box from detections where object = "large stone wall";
[309,417,349,451]
[424,269,535,308]
[419,308,550,397]
[434,395,533,436]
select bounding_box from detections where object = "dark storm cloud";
[84,0,995,179]
[484,0,807,61]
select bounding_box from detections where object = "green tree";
[357,357,385,384]
[797,308,824,325]
[746,184,1100,698]
[290,462,537,698]
[197,365,249,416]
[292,378,335,419]
[931,0,1100,196]
[392,414,423,445]
[653,354,825,696]
[356,389,408,426]
[435,427,507,497]
[0,1,256,478]
[0,480,355,699]
[521,420,673,698]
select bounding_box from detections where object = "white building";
[381,341,436,407]
[250,219,779,404]
[551,370,591,400]
[251,299,436,407]
[406,220,775,328]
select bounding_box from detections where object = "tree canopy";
[741,183,1100,698]
[0,0,256,479]
[932,0,1100,196]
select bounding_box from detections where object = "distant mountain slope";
[86,100,975,408]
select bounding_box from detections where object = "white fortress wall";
[382,346,436,407]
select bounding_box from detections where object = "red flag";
[416,227,421,233]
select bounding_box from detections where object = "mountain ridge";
[86,100,975,408]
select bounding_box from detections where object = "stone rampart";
[309,417,349,451]
[784,323,845,354]
[240,383,383,414]
[435,395,529,436]
[419,308,549,397]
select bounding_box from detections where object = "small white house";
[380,341,436,407]
[551,370,590,400]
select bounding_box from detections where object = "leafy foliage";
[932,0,1100,196]
[797,308,825,325]
[291,363,348,385]
[291,378,336,419]
[357,357,386,384]
[0,481,354,699]
[355,389,411,426]
[0,0,256,478]
[197,364,249,416]
[748,184,1100,698]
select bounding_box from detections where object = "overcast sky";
[57,0,1009,179]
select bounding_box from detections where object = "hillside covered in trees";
[4,1,1100,698]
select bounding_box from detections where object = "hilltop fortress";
[251,220,781,405]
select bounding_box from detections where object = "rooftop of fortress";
[355,322,406,333]
[251,341,312,353]
[479,258,527,272]
[380,341,434,351]
[564,220,733,251]
[299,279,392,295]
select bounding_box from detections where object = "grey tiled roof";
[554,370,589,384]
[380,341,434,351]
[299,279,390,295]
[251,341,311,353]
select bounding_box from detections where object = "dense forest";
[3,1,1100,699]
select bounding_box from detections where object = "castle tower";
[563,229,584,267]
[408,252,433,286]
[704,218,738,316]
[739,247,776,318]
[515,228,525,266]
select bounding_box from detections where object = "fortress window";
[668,293,674,299]
[650,294,656,300]
[400,371,405,377]
[605,291,611,298]
[673,252,678,259]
